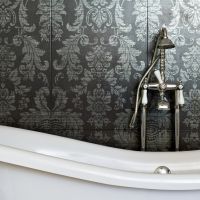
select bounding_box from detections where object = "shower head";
[158,27,175,49]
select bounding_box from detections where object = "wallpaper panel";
[148,0,200,151]
[0,0,51,130]
[51,0,147,149]
[0,0,199,151]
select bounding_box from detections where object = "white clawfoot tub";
[1,125,200,200]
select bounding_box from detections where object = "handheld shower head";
[158,28,175,49]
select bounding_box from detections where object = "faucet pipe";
[141,105,147,151]
[147,83,177,91]
[175,89,180,151]
[160,49,166,82]
[141,81,148,151]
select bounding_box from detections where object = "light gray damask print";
[181,43,200,82]
[182,86,200,149]
[37,0,66,41]
[183,86,200,129]
[0,84,15,120]
[87,84,111,129]
[0,0,49,127]
[53,0,145,134]
[0,0,18,33]
[132,0,147,42]
[20,87,84,137]
[53,33,85,81]
[15,0,49,83]
[147,0,200,150]
[0,0,200,151]
[114,109,140,149]
[173,0,200,33]
[115,35,145,81]
[0,44,16,80]
[133,0,161,41]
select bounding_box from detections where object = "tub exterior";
[1,125,200,200]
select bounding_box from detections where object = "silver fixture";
[154,166,171,174]
[129,26,184,151]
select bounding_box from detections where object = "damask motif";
[147,0,162,38]
[174,0,200,33]
[114,0,132,33]
[85,45,112,79]
[80,44,115,92]
[87,84,111,129]
[66,0,84,32]
[67,0,132,33]
[168,0,200,44]
[183,87,200,129]
[0,0,50,130]
[147,128,172,151]
[19,35,49,82]
[165,50,179,81]
[9,0,50,83]
[67,0,114,33]
[132,0,148,41]
[0,0,19,32]
[37,0,66,41]
[147,0,200,150]
[183,131,200,150]
[54,0,144,133]
[114,109,139,149]
[20,87,84,136]
[51,87,83,137]
[19,87,51,129]
[1,0,200,151]
[133,0,161,41]
[36,0,51,41]
[0,84,15,118]
[53,33,86,81]
[115,35,144,80]
[84,0,115,33]
[181,44,200,82]
[0,44,16,80]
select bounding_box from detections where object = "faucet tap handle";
[142,82,148,105]
[142,89,148,105]
[154,69,163,84]
[177,81,184,105]
[179,89,184,105]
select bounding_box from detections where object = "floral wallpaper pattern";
[0,0,200,151]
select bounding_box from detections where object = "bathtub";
[0,126,200,200]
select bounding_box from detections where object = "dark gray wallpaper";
[0,0,199,151]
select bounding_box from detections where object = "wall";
[0,0,199,151]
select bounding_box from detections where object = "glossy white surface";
[1,125,200,200]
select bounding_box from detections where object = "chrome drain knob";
[154,166,171,174]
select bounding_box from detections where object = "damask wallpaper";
[0,0,199,151]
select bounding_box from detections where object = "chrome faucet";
[129,27,184,151]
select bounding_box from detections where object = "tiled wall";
[0,0,200,151]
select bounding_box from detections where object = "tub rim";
[1,125,200,190]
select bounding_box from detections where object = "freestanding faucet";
[129,27,184,151]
